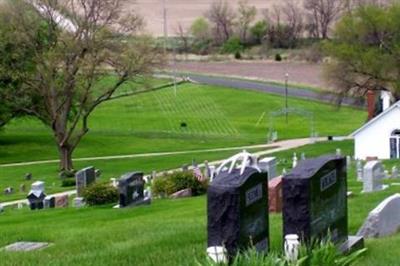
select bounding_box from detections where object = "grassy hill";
[0,141,399,266]
[0,82,365,165]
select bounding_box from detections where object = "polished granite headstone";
[27,181,46,210]
[118,172,150,207]
[283,155,348,244]
[208,167,269,258]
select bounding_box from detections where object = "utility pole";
[285,72,289,124]
[163,0,167,54]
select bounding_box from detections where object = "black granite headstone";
[283,155,347,244]
[207,168,269,258]
[27,193,46,210]
[118,172,146,207]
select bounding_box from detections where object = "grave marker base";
[113,197,151,209]
[339,236,364,254]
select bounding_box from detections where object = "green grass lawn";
[0,82,366,165]
[0,146,400,265]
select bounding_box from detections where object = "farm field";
[0,141,399,266]
[127,0,294,36]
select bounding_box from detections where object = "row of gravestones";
[25,166,152,211]
[207,154,364,262]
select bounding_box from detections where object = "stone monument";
[27,181,46,210]
[268,176,282,213]
[208,151,269,259]
[117,172,151,208]
[358,193,400,238]
[362,161,388,193]
[259,157,277,181]
[44,196,55,209]
[55,194,69,208]
[75,166,96,197]
[282,155,363,253]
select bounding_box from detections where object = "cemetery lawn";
[0,147,269,202]
[1,151,400,266]
[0,82,365,165]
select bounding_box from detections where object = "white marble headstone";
[362,161,388,193]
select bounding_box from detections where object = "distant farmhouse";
[352,91,400,160]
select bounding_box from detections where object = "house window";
[390,130,400,159]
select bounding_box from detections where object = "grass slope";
[0,82,365,165]
[0,144,400,265]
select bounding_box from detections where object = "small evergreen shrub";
[275,53,282,61]
[82,183,118,206]
[61,178,76,187]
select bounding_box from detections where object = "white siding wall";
[355,107,400,160]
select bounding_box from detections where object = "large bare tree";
[1,0,163,171]
[304,0,345,39]
[206,0,236,44]
[236,0,257,43]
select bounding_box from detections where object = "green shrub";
[152,170,208,197]
[59,170,75,178]
[221,37,244,55]
[275,53,282,61]
[82,182,118,206]
[61,178,76,187]
[250,20,268,44]
[234,51,242,59]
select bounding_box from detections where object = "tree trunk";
[59,145,74,172]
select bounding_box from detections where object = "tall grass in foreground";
[197,240,366,266]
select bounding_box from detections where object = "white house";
[352,100,400,160]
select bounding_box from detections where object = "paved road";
[185,73,363,107]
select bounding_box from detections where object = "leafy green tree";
[324,4,400,100]
[0,0,162,171]
[190,17,211,42]
[250,20,268,44]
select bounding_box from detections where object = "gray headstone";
[74,197,85,208]
[95,169,101,178]
[25,173,32,181]
[392,166,399,179]
[362,161,388,193]
[346,156,351,169]
[356,160,363,182]
[44,196,55,209]
[75,166,96,197]
[4,187,13,195]
[358,194,400,238]
[336,148,342,156]
[259,157,277,180]
[292,153,298,168]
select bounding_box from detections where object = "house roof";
[351,101,400,137]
